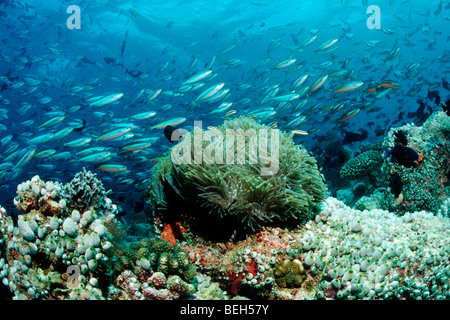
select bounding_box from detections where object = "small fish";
[0,162,13,170]
[194,83,225,103]
[52,127,74,140]
[33,149,57,159]
[48,151,72,161]
[204,88,231,103]
[14,147,36,169]
[298,35,317,49]
[337,108,360,122]
[378,80,400,89]
[271,58,296,69]
[130,111,157,120]
[366,40,384,47]
[120,142,152,151]
[271,93,300,102]
[38,96,52,104]
[290,74,308,90]
[386,145,420,168]
[342,129,368,145]
[333,81,364,93]
[383,46,401,63]
[182,70,213,85]
[315,38,339,53]
[121,33,127,58]
[26,133,55,145]
[89,93,124,107]
[291,129,308,135]
[389,172,403,198]
[64,137,92,148]
[79,152,113,163]
[97,127,133,141]
[1,134,13,146]
[125,69,143,78]
[211,102,233,114]
[10,81,25,89]
[104,57,123,67]
[77,147,108,157]
[151,117,187,129]
[309,75,328,92]
[285,115,307,128]
[434,0,443,18]
[36,164,56,170]
[225,110,237,117]
[38,115,66,130]
[98,164,128,173]
[72,119,87,132]
[375,88,393,99]
[144,89,162,103]
[24,78,41,86]
[381,27,394,35]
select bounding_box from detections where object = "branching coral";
[146,116,328,241]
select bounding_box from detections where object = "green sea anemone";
[145,116,327,241]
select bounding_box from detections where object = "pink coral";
[142,287,173,300]
[148,272,166,289]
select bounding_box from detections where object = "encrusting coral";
[146,116,328,241]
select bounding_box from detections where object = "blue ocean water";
[0,0,448,212]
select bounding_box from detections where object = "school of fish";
[0,0,449,209]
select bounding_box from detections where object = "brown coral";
[273,259,306,288]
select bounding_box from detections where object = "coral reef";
[178,197,450,300]
[0,168,449,300]
[111,269,195,300]
[146,116,328,241]
[0,171,198,300]
[0,173,119,300]
[341,111,450,214]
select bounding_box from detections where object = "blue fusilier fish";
[182,70,213,85]
[194,83,225,103]
[88,93,124,107]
